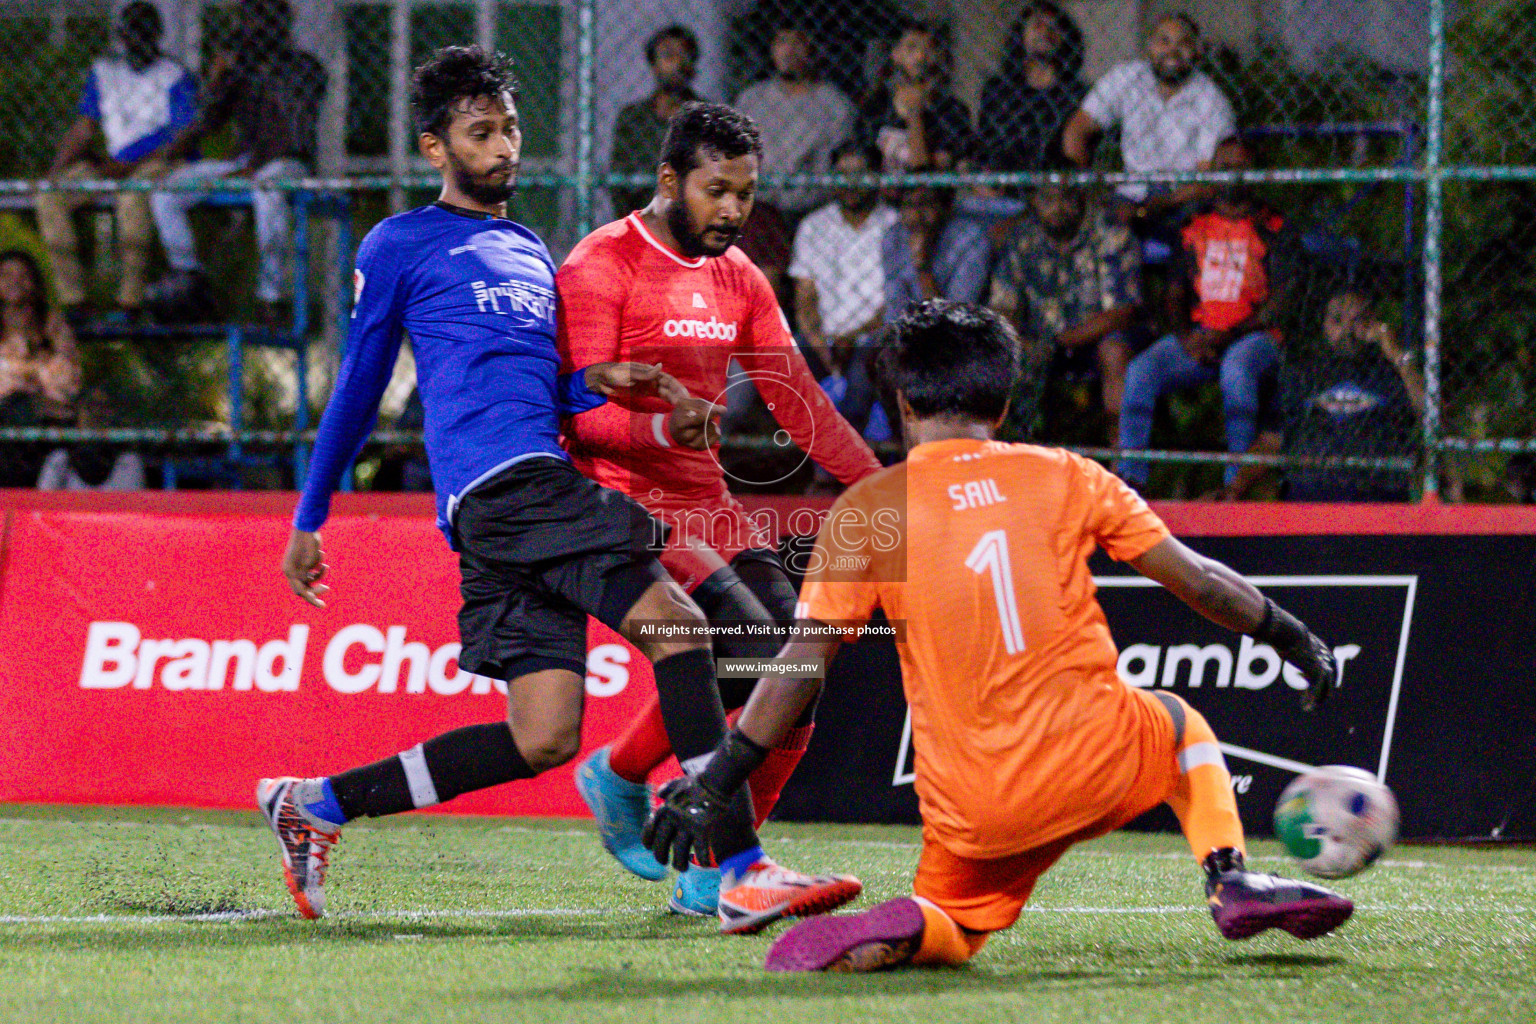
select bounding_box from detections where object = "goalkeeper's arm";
[1129,536,1338,711]
[642,634,841,867]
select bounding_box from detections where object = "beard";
[448,150,517,206]
[1152,59,1194,87]
[840,190,879,216]
[666,200,738,257]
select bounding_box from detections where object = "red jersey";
[1182,207,1284,333]
[557,213,881,559]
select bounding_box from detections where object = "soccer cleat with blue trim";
[717,859,862,935]
[573,747,667,881]
[668,864,721,916]
[256,776,340,920]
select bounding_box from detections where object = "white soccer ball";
[1273,765,1399,879]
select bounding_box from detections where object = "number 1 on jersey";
[965,529,1025,654]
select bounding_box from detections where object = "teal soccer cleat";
[574,747,667,881]
[668,864,721,917]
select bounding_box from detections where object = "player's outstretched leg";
[573,746,666,881]
[765,896,984,972]
[1158,695,1354,940]
[1203,848,1353,939]
[256,777,342,919]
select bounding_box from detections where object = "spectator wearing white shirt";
[788,142,897,435]
[1062,14,1234,226]
[35,2,196,320]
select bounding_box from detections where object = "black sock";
[652,648,759,859]
[329,722,536,819]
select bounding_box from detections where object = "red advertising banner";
[0,505,662,816]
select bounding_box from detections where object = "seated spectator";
[789,142,897,435]
[882,185,991,318]
[977,2,1087,172]
[1117,141,1291,491]
[36,1,196,322]
[735,25,856,224]
[1220,290,1422,502]
[0,249,81,486]
[149,0,326,325]
[1062,13,1233,229]
[856,21,973,172]
[37,387,146,492]
[609,25,700,218]
[0,249,81,419]
[989,182,1140,443]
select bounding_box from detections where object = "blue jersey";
[295,203,607,546]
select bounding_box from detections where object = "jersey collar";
[628,212,707,268]
[433,200,508,221]
[907,437,998,463]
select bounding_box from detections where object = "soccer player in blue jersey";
[258,46,860,932]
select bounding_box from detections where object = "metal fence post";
[388,0,412,213]
[1421,0,1446,501]
[574,0,595,238]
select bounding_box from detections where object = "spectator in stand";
[37,386,146,492]
[36,1,197,322]
[882,185,991,317]
[1062,13,1233,228]
[1220,290,1423,502]
[149,0,327,325]
[856,21,973,172]
[609,25,701,218]
[1117,140,1291,492]
[735,24,856,224]
[789,142,897,435]
[0,249,81,486]
[0,249,81,419]
[989,181,1141,444]
[977,2,1087,172]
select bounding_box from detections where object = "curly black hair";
[882,301,1020,422]
[411,45,519,138]
[660,102,762,179]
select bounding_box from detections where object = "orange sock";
[1165,705,1247,862]
[910,898,988,966]
[606,697,673,784]
[746,723,813,828]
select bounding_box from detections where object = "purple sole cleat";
[1207,872,1355,940]
[765,897,927,973]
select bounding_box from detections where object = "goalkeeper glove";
[642,729,769,870]
[1253,597,1338,712]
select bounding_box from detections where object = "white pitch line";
[2,903,1529,927]
[0,907,611,926]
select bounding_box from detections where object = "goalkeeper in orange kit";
[643,300,1352,971]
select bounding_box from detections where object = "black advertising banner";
[776,535,1536,840]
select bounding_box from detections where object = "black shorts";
[452,456,671,681]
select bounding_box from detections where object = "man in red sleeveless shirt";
[557,102,882,918]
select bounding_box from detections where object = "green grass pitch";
[2,805,1532,1024]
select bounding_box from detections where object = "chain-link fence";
[0,0,1529,502]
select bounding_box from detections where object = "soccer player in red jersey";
[558,102,883,917]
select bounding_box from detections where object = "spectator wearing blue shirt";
[882,186,991,319]
[35,1,196,319]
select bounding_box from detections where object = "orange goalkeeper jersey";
[797,439,1171,859]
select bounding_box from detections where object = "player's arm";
[555,253,718,452]
[744,269,883,484]
[1129,536,1337,711]
[284,231,409,608]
